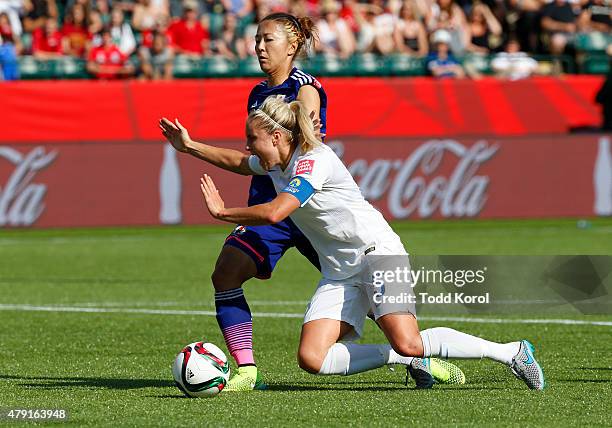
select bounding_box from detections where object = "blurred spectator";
[167,0,210,56]
[507,0,543,53]
[89,9,105,37]
[426,29,465,78]
[541,0,579,55]
[94,0,112,25]
[139,29,173,79]
[426,0,470,55]
[370,0,397,55]
[466,3,502,54]
[595,45,612,130]
[243,3,269,56]
[109,8,136,55]
[91,7,135,55]
[290,0,314,17]
[0,0,23,37]
[393,1,429,56]
[0,11,21,80]
[351,3,377,53]
[32,16,63,58]
[87,27,135,78]
[62,3,90,57]
[202,0,229,39]
[220,0,253,36]
[491,37,538,79]
[132,0,170,32]
[211,13,246,59]
[317,0,356,58]
[22,0,58,33]
[578,0,611,32]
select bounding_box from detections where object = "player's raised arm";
[159,117,255,176]
[200,174,300,225]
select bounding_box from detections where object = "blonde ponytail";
[288,101,321,153]
[249,96,321,153]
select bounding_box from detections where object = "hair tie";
[257,109,292,134]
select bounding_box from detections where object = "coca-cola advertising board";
[1,135,610,228]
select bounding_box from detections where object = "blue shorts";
[224,218,321,279]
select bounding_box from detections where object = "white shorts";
[303,237,413,340]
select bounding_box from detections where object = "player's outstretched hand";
[200,174,225,219]
[310,111,325,141]
[159,117,192,153]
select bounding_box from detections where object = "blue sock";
[215,289,255,366]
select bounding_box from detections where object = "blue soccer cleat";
[510,340,545,390]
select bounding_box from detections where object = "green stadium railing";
[17,53,598,80]
[582,54,611,75]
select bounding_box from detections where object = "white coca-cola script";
[329,140,498,219]
[0,146,57,226]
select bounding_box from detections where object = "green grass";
[0,218,611,426]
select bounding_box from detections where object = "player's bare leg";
[211,246,265,391]
[297,319,354,373]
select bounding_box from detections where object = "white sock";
[318,343,415,375]
[420,327,520,365]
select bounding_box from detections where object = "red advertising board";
[1,135,610,228]
[0,77,610,228]
[0,76,605,142]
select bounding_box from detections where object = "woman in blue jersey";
[161,13,326,391]
[161,96,545,390]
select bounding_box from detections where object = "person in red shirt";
[62,3,90,57]
[32,17,63,59]
[86,27,134,79]
[166,0,210,57]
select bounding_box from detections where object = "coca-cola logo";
[0,146,57,226]
[329,140,498,219]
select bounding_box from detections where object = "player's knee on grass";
[211,247,258,291]
[297,348,325,374]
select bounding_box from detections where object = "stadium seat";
[352,53,387,76]
[238,57,265,77]
[202,56,238,77]
[385,54,427,76]
[312,54,354,77]
[575,32,612,53]
[461,54,492,75]
[173,56,204,78]
[18,56,55,79]
[54,58,89,79]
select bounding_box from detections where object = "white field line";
[46,299,610,308]
[0,303,611,326]
[65,301,310,308]
[0,234,228,246]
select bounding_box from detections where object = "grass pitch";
[0,218,611,427]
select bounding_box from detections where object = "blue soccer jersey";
[246,67,327,206]
[223,67,327,279]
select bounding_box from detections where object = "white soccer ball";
[172,341,230,397]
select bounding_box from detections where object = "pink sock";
[222,322,255,366]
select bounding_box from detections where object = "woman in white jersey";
[160,96,545,390]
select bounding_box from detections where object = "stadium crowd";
[0,0,610,80]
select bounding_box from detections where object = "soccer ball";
[172,341,230,397]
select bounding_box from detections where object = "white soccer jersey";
[248,144,401,280]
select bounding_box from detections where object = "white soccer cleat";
[510,340,545,390]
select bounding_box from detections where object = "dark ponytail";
[261,13,318,58]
